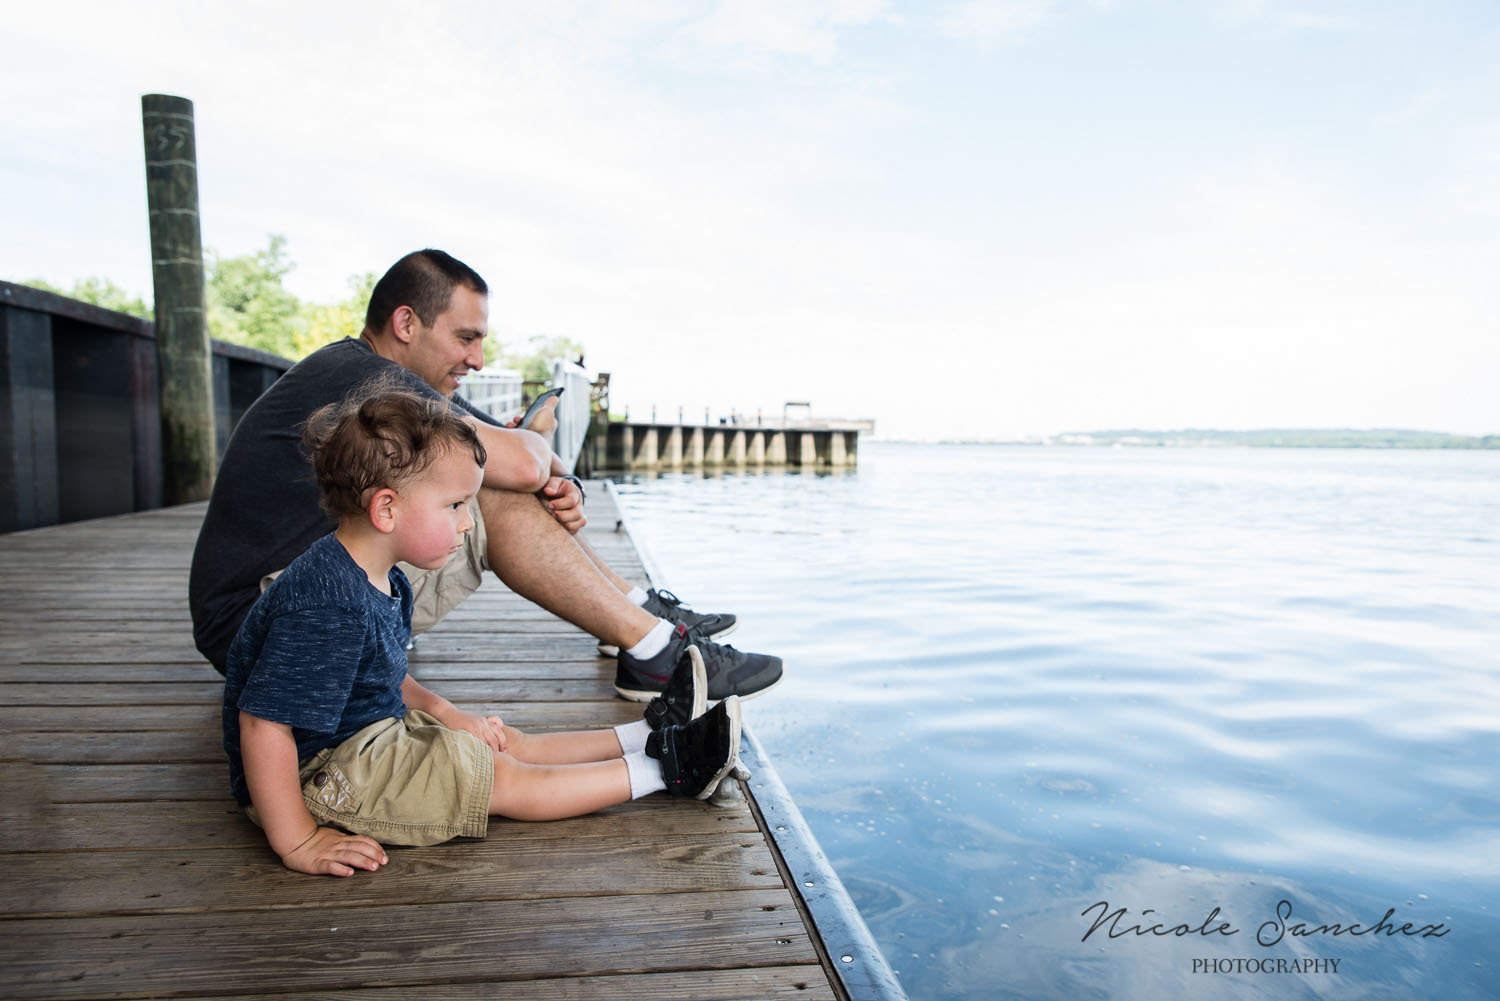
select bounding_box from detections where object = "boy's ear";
[367,487,399,534]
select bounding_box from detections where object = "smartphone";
[519,386,565,429]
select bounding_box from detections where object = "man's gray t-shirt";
[189,337,493,673]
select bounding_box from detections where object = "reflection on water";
[612,444,1500,1000]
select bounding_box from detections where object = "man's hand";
[432,704,508,753]
[281,826,388,877]
[523,397,559,440]
[539,476,586,535]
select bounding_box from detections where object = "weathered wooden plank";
[0,664,215,684]
[3,701,643,736]
[2,797,759,853]
[4,833,785,917]
[182,967,837,1001]
[0,640,608,666]
[0,631,602,657]
[0,682,223,704]
[0,890,818,999]
[0,679,612,705]
[1,708,646,761]
[0,659,611,686]
[34,763,236,801]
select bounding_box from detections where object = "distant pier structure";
[584,402,872,474]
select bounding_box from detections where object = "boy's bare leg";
[502,726,625,765]
[489,754,631,820]
[478,487,656,650]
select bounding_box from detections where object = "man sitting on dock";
[190,248,783,703]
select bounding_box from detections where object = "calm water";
[611,443,1500,1001]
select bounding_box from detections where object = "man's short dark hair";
[302,378,487,520]
[364,249,488,332]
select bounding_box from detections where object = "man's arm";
[464,399,585,532]
[240,712,388,876]
[466,419,552,493]
[401,675,507,752]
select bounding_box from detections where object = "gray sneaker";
[615,622,784,703]
[598,588,737,657]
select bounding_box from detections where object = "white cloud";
[936,0,1056,47]
[1217,0,1360,31]
[681,0,894,63]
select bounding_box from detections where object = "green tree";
[501,334,586,382]
[22,237,533,367]
[20,277,151,319]
[298,271,376,358]
[205,234,304,358]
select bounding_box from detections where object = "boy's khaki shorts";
[248,710,495,846]
[260,498,489,637]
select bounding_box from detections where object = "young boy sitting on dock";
[223,384,741,877]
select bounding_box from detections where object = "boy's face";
[390,445,485,570]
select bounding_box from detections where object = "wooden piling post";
[142,93,215,502]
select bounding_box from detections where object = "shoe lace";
[653,589,687,610]
[687,630,742,673]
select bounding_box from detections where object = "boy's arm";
[239,712,388,877]
[401,675,507,753]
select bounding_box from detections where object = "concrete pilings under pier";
[591,421,863,472]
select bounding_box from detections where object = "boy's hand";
[540,476,585,535]
[281,826,388,877]
[434,705,508,753]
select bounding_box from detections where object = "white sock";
[626,586,649,606]
[625,618,674,661]
[614,719,651,756]
[624,751,666,799]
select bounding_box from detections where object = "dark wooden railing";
[1,281,292,533]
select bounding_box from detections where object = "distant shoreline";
[875,429,1500,449]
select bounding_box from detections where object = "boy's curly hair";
[301,377,487,520]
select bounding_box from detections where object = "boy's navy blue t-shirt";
[222,532,412,807]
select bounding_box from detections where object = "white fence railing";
[461,363,592,474]
[549,359,593,475]
[458,369,524,422]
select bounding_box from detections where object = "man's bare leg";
[478,486,657,650]
[573,533,636,595]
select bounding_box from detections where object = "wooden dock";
[0,486,900,999]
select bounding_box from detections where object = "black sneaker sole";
[694,696,742,801]
[614,679,669,702]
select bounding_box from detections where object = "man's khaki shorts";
[248,710,495,846]
[402,496,490,635]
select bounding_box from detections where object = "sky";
[3,1,1497,440]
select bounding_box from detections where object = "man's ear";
[390,305,420,345]
[367,488,399,534]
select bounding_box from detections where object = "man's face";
[406,285,488,396]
